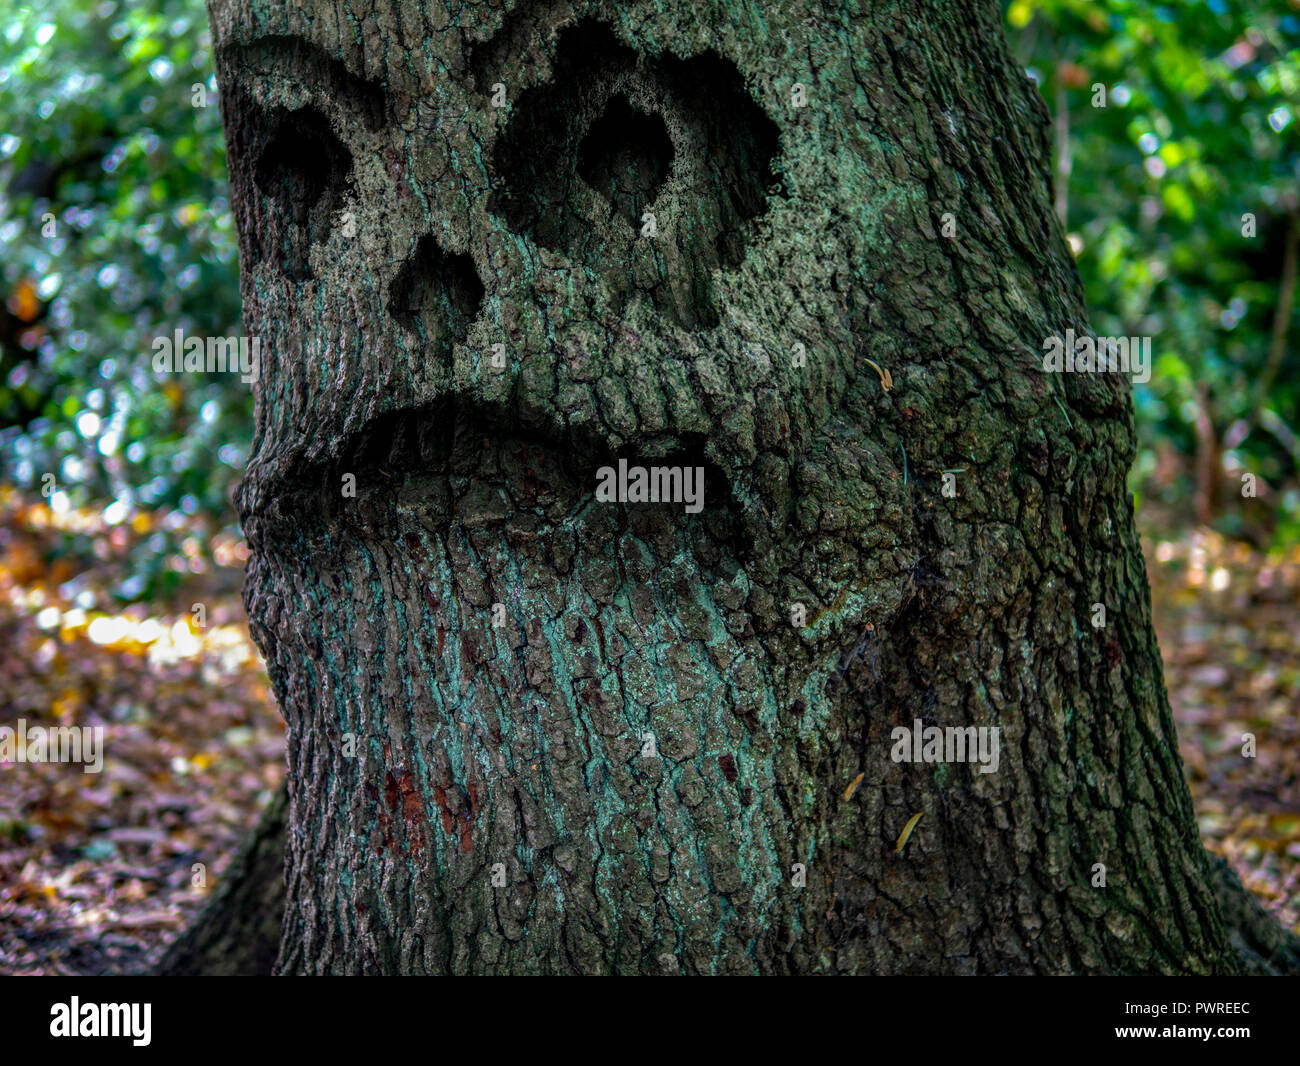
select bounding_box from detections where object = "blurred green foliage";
[1010,0,1300,542]
[0,0,1296,601]
[0,0,245,597]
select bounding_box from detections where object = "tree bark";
[191,0,1300,974]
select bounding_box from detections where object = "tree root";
[1207,852,1300,975]
[150,785,287,976]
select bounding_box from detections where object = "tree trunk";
[195,0,1299,974]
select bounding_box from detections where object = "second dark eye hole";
[577,95,674,231]
[252,105,352,281]
[484,18,781,331]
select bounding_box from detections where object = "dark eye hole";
[252,105,352,281]
[483,18,781,331]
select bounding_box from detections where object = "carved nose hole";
[388,235,485,365]
[252,105,351,282]
[577,96,674,232]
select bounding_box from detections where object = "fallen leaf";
[895,811,924,855]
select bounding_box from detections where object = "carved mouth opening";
[248,401,743,566]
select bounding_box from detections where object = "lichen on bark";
[190,0,1300,974]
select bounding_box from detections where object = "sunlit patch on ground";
[0,491,282,975]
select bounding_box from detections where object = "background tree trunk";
[197,0,1300,974]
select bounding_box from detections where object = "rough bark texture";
[197,0,1300,973]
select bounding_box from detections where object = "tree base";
[151,782,1300,975]
[151,786,286,977]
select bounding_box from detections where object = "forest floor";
[0,487,1296,974]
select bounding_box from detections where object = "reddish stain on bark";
[399,772,422,827]
[383,770,426,854]
[367,780,395,852]
[432,780,476,854]
[718,754,738,782]
[461,631,481,669]
[1104,630,1122,670]
[433,784,455,835]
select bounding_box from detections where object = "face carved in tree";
[227,7,919,971]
